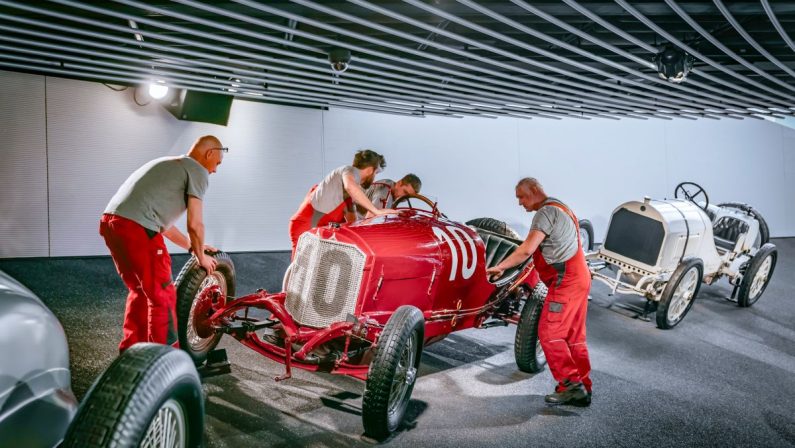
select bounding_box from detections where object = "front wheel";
[656,258,703,329]
[514,283,548,373]
[175,252,236,365]
[737,243,777,307]
[362,306,424,441]
[62,343,204,448]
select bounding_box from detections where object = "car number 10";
[432,226,477,281]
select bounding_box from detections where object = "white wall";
[2,69,794,258]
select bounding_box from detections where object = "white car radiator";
[285,233,366,328]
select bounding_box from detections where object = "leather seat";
[712,217,748,251]
[476,231,519,268]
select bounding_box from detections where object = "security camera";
[329,48,352,74]
[654,44,694,84]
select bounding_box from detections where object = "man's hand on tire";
[198,253,217,274]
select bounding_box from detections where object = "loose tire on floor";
[737,243,777,307]
[718,202,770,246]
[362,306,424,440]
[466,217,522,240]
[176,252,236,365]
[62,343,204,448]
[656,258,703,329]
[578,219,595,251]
[514,284,548,373]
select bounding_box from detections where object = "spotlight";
[148,81,169,100]
[654,45,695,84]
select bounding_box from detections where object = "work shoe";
[545,381,589,406]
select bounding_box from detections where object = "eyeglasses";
[209,147,229,152]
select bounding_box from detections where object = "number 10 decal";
[432,226,477,281]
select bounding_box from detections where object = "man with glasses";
[100,135,225,353]
[289,149,396,255]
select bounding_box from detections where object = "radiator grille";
[285,233,366,328]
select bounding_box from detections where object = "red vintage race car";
[175,194,547,439]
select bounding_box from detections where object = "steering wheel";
[393,193,440,216]
[674,181,709,211]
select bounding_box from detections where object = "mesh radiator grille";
[285,233,366,328]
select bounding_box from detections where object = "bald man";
[100,135,225,353]
[487,178,592,406]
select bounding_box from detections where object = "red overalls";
[99,214,177,353]
[288,184,353,255]
[533,202,593,393]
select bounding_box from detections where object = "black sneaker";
[544,381,588,406]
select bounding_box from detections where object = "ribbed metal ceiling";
[1,1,794,120]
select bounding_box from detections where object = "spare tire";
[718,202,770,246]
[466,217,522,240]
[175,252,236,365]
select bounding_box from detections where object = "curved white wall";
[2,70,794,257]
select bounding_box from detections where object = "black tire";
[578,219,595,251]
[176,252,236,365]
[362,306,424,440]
[737,243,777,307]
[514,283,548,373]
[656,258,703,329]
[718,202,770,246]
[466,217,522,240]
[63,343,204,448]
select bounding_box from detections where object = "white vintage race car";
[587,182,777,329]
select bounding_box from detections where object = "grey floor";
[1,240,794,447]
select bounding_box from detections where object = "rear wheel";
[578,219,594,251]
[362,306,424,440]
[175,252,236,365]
[656,258,703,329]
[62,343,204,448]
[737,243,777,307]
[514,284,548,373]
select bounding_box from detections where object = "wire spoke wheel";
[388,333,417,417]
[141,398,187,448]
[186,272,226,352]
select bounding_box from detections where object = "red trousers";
[535,246,592,393]
[288,185,351,255]
[99,214,177,352]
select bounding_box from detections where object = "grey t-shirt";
[310,165,360,214]
[531,198,579,264]
[104,156,209,232]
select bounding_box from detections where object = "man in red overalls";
[288,149,396,255]
[487,177,592,406]
[100,135,224,353]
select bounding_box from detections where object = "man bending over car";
[486,177,593,407]
[100,135,224,353]
[289,149,396,255]
[357,173,422,218]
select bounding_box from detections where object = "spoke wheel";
[656,258,703,329]
[175,252,236,365]
[738,243,777,307]
[363,306,424,441]
[141,399,187,448]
